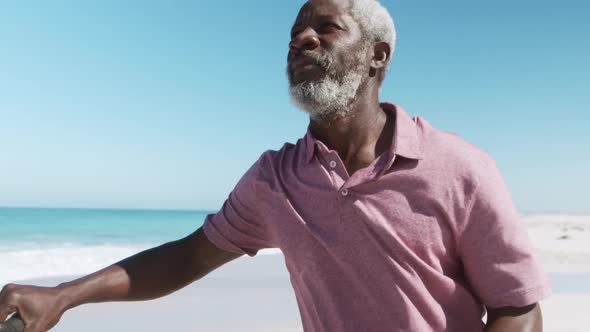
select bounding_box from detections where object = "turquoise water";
[0,208,214,284]
[0,207,211,247]
[1,208,588,295]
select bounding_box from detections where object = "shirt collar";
[304,102,423,164]
[384,102,424,161]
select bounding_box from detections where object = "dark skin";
[289,0,394,176]
[1,1,543,331]
[289,0,544,330]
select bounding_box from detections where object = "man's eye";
[319,23,341,32]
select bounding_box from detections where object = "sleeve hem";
[484,283,552,308]
[202,219,248,255]
[202,219,259,257]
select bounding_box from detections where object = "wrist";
[55,282,79,311]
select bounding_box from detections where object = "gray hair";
[347,0,396,72]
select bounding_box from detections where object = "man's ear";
[371,42,391,69]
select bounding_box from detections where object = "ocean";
[0,207,213,285]
[1,208,589,294]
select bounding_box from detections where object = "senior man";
[0,0,550,331]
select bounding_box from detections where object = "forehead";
[294,0,351,22]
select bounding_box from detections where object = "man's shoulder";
[250,139,305,175]
[417,117,497,178]
[258,139,302,162]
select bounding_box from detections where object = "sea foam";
[0,243,150,286]
[0,243,282,286]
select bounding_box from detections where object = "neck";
[308,84,394,172]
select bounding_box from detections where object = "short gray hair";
[347,0,396,70]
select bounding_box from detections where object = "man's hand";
[485,303,543,332]
[0,283,67,332]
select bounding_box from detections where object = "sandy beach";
[8,214,590,331]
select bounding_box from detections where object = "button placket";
[325,158,352,198]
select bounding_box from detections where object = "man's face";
[287,0,371,119]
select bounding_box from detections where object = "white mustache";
[298,51,333,70]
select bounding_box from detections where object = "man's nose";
[289,28,320,53]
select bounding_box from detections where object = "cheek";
[331,35,369,62]
[333,46,369,73]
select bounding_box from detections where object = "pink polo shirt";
[203,103,551,331]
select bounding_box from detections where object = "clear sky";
[1,0,588,213]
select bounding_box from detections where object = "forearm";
[0,228,239,331]
[485,304,542,332]
[58,234,206,310]
[485,318,541,332]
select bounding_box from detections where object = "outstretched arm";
[0,227,241,332]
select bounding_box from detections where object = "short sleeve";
[459,160,551,308]
[202,153,274,257]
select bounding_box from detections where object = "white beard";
[288,46,369,120]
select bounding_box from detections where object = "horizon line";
[0,205,588,216]
[0,205,216,213]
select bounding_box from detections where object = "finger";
[0,285,18,321]
[0,284,18,311]
[0,283,16,294]
[0,283,14,302]
[0,305,17,322]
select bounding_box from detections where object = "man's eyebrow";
[316,14,340,21]
[291,15,345,33]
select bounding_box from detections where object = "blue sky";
[1,0,588,213]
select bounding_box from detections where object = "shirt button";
[329,160,337,168]
[341,189,349,196]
